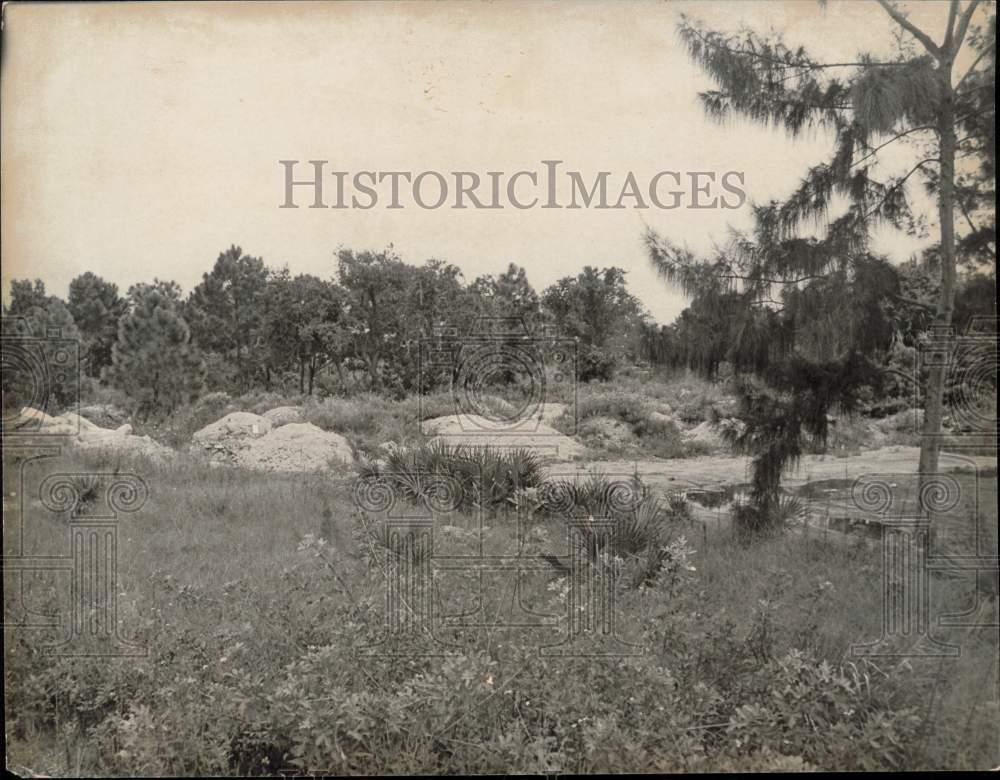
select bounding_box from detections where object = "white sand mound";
[192,412,272,463]
[8,406,174,461]
[537,402,568,425]
[235,423,353,472]
[421,413,585,460]
[79,404,129,427]
[262,406,304,427]
[76,429,175,461]
[5,406,77,435]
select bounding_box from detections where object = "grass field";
[4,443,997,774]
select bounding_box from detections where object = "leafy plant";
[359,441,544,512]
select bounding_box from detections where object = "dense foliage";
[3,254,659,417]
[643,2,996,532]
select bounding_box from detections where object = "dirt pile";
[7,407,174,461]
[536,402,568,425]
[192,413,352,472]
[192,412,272,463]
[421,413,585,460]
[78,404,129,428]
[236,423,353,472]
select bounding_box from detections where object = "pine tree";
[647,1,995,531]
[186,245,269,393]
[67,271,127,379]
[2,294,82,414]
[108,280,205,417]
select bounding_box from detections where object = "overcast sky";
[2,0,974,324]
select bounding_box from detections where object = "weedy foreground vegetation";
[4,437,997,774]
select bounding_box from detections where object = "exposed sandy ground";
[549,446,996,492]
[422,409,584,460]
[551,446,997,543]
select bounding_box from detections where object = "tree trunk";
[918,65,959,494]
[366,353,380,391]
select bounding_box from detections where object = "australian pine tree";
[108,280,205,417]
[646,1,995,531]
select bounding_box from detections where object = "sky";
[1,0,977,325]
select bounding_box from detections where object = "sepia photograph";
[1,0,996,773]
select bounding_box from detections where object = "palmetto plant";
[732,494,809,542]
[539,471,649,520]
[358,440,544,513]
[71,474,102,514]
[542,472,693,589]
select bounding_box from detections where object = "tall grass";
[5,440,996,774]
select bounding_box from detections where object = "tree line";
[3,248,652,416]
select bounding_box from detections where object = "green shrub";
[358,441,545,512]
[732,494,808,540]
[541,472,695,589]
[573,390,649,426]
[5,449,995,774]
[578,347,618,382]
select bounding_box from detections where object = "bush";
[578,347,618,382]
[731,495,806,541]
[559,388,703,459]
[575,390,649,426]
[539,472,696,589]
[5,446,994,774]
[358,441,545,512]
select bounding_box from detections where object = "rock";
[262,406,304,427]
[421,413,585,460]
[236,423,353,473]
[192,412,272,463]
